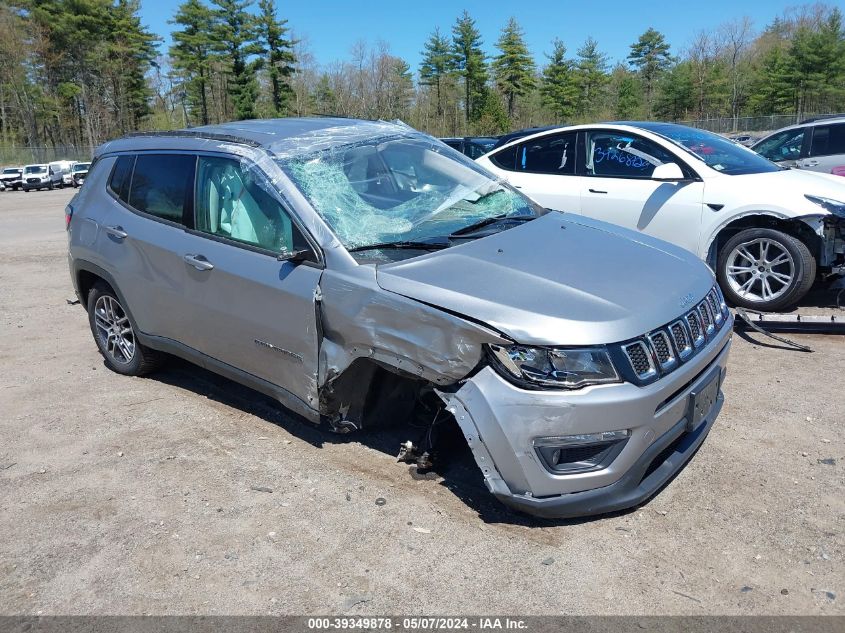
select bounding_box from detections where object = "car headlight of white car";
[487,344,620,389]
[806,195,845,219]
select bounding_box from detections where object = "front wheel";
[717,228,816,311]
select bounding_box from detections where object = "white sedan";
[478,122,845,311]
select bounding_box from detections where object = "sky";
[139,0,812,71]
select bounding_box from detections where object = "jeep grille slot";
[623,341,656,380]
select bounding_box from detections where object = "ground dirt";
[0,188,842,615]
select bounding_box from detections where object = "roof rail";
[122,129,263,148]
[800,113,845,124]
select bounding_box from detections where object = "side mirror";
[277,248,314,264]
[651,163,687,181]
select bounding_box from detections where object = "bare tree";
[718,17,755,129]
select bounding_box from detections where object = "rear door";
[753,127,807,168]
[95,152,199,342]
[579,129,706,255]
[802,123,845,173]
[486,131,582,213]
[177,153,322,407]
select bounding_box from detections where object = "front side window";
[585,131,677,178]
[127,154,195,223]
[810,124,845,157]
[279,134,538,253]
[517,132,577,175]
[754,129,805,162]
[195,155,305,254]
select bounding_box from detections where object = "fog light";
[534,430,630,474]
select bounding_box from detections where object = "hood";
[376,212,715,346]
[722,168,845,203]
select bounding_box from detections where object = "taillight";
[65,204,73,230]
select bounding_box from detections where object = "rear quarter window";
[489,145,518,170]
[108,155,135,203]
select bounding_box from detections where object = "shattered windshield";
[646,124,780,175]
[278,134,539,252]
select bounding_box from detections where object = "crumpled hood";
[376,212,715,346]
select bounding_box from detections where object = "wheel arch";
[706,212,823,269]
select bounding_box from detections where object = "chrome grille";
[618,285,728,384]
[623,341,655,379]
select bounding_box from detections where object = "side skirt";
[136,332,321,424]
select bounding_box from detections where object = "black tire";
[717,227,816,311]
[87,281,163,376]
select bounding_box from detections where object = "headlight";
[488,344,620,389]
[806,195,845,218]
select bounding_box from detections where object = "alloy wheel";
[93,295,135,364]
[725,237,795,304]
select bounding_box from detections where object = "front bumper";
[439,318,732,519]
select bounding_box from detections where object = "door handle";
[588,188,608,194]
[105,225,128,239]
[183,254,214,271]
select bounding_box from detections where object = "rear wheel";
[87,282,162,375]
[717,228,816,311]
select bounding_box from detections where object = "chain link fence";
[679,113,838,135]
[0,145,95,167]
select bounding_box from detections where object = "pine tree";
[451,11,487,125]
[627,27,673,117]
[492,17,535,118]
[540,39,577,122]
[170,0,215,125]
[419,27,453,117]
[574,37,609,117]
[210,0,260,120]
[611,63,643,119]
[255,0,295,116]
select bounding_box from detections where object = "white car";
[478,122,845,311]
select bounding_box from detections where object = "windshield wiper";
[449,214,535,238]
[348,240,449,253]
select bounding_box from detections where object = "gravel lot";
[0,188,842,615]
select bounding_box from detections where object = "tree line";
[1,1,843,153]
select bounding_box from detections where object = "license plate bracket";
[687,371,720,432]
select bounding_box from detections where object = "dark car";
[489,126,561,151]
[439,136,498,160]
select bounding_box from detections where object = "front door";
[579,129,705,256]
[179,154,322,409]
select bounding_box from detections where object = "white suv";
[478,122,845,311]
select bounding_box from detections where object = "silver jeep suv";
[67,118,732,518]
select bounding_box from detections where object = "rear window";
[810,124,845,157]
[128,154,195,223]
[109,154,196,224]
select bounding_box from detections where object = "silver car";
[67,118,732,518]
[753,116,845,176]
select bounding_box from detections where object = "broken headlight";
[487,344,620,389]
[806,195,845,219]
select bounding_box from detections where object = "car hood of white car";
[708,167,845,213]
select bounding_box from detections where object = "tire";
[87,281,163,376]
[717,228,816,311]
